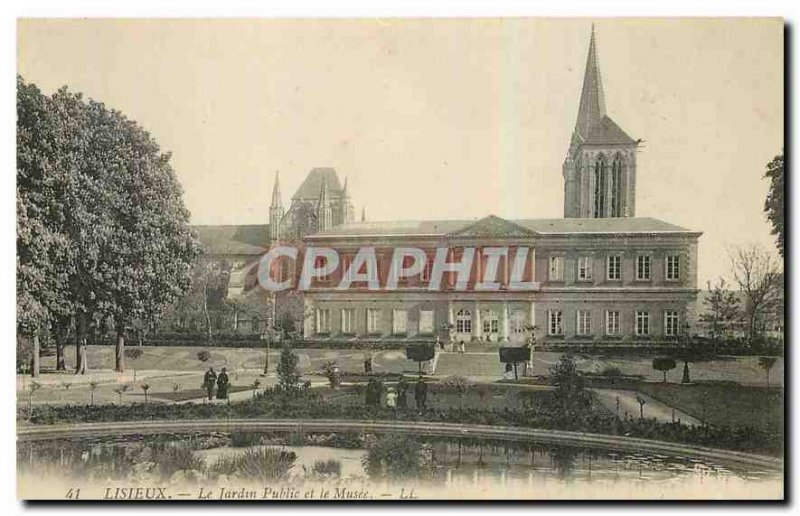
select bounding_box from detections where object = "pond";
[17,432,783,500]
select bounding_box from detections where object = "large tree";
[16,78,73,377]
[763,152,784,257]
[17,77,199,374]
[730,245,782,342]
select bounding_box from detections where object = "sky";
[16,18,783,286]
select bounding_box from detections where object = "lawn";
[634,382,784,432]
[316,382,551,411]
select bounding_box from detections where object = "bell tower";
[564,26,639,219]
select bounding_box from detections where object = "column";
[447,301,454,344]
[473,300,482,341]
[500,303,509,342]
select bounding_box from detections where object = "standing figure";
[396,377,409,410]
[216,367,230,400]
[364,356,371,375]
[385,387,397,418]
[203,367,217,401]
[415,376,428,411]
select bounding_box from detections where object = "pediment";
[449,215,537,238]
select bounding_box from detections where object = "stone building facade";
[301,217,700,346]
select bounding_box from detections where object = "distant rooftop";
[307,216,699,238]
[292,167,344,200]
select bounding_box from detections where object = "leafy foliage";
[362,434,421,479]
[16,76,200,374]
[763,152,784,256]
[652,357,677,383]
[700,278,742,340]
[276,344,301,394]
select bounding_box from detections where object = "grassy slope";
[635,382,783,431]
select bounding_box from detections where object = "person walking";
[415,376,428,411]
[203,367,217,401]
[216,367,229,400]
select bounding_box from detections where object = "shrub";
[230,432,263,448]
[212,448,296,481]
[599,366,622,377]
[363,434,422,479]
[197,351,211,362]
[124,348,144,360]
[311,459,342,477]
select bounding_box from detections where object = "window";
[315,256,331,282]
[593,155,607,218]
[636,255,651,280]
[392,309,408,334]
[607,255,622,280]
[635,311,650,336]
[664,310,679,337]
[548,310,563,336]
[420,255,432,282]
[456,309,472,334]
[341,308,356,334]
[666,255,681,281]
[419,310,434,334]
[610,154,624,217]
[576,310,591,336]
[482,310,499,335]
[511,310,526,334]
[549,256,563,281]
[316,309,331,334]
[577,256,593,281]
[366,308,381,334]
[605,310,620,336]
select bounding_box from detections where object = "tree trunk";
[115,329,125,373]
[663,371,667,383]
[75,315,87,375]
[55,328,66,371]
[31,332,40,378]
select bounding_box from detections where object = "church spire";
[269,171,284,240]
[316,176,333,231]
[574,24,606,140]
[271,171,282,208]
[361,207,366,222]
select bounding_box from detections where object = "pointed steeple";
[317,177,329,209]
[574,24,606,140]
[271,171,282,208]
[269,171,284,240]
[341,176,349,197]
[316,177,333,231]
[361,207,366,222]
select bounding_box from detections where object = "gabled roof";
[192,224,271,255]
[448,215,537,238]
[307,216,698,238]
[293,167,343,200]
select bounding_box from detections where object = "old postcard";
[16,17,784,501]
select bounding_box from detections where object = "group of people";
[202,367,229,401]
[368,375,428,415]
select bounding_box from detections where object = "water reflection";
[18,431,781,488]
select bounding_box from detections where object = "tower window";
[593,155,607,218]
[611,154,624,217]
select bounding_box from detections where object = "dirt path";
[591,388,701,426]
